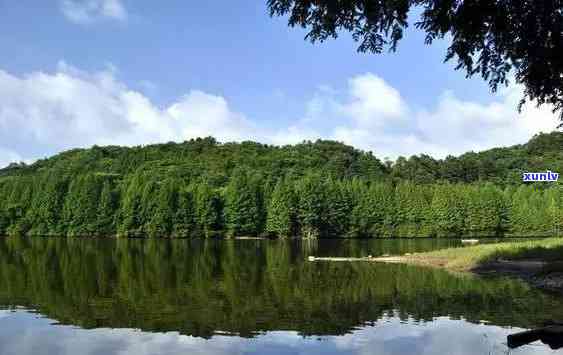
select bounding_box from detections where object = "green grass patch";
[409,238,563,271]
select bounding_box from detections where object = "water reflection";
[0,310,552,355]
[0,237,561,354]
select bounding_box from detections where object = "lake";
[0,237,561,355]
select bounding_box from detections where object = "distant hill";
[391,131,563,185]
[0,137,389,184]
[2,132,561,185]
[0,132,561,238]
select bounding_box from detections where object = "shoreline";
[309,238,563,293]
[473,260,563,294]
[369,239,563,293]
[0,234,552,240]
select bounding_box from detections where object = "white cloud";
[0,149,23,170]
[166,91,257,142]
[295,73,560,159]
[0,64,560,169]
[0,310,546,355]
[268,125,322,146]
[60,0,127,24]
[344,73,407,126]
[0,62,257,167]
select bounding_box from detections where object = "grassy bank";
[405,238,563,271]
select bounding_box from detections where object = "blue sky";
[0,0,559,167]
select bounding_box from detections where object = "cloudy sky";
[0,311,546,355]
[0,1,560,168]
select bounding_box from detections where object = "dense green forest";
[0,132,561,238]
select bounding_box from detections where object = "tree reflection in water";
[0,237,562,339]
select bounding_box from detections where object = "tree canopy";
[267,0,563,122]
[0,133,560,238]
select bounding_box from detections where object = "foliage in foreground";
[268,0,563,121]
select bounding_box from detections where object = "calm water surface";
[0,237,561,355]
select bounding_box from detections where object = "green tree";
[96,179,119,235]
[266,178,297,238]
[323,178,351,237]
[509,185,534,236]
[295,173,326,238]
[26,173,68,236]
[546,187,562,236]
[430,184,467,237]
[468,184,506,236]
[147,179,179,238]
[268,0,563,120]
[394,182,431,237]
[174,185,197,238]
[224,169,261,237]
[195,183,223,237]
[117,173,144,237]
[62,174,102,236]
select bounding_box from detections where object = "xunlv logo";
[522,171,559,182]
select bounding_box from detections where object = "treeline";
[0,132,561,238]
[2,132,562,186]
[0,168,560,238]
[0,137,389,183]
[390,131,563,185]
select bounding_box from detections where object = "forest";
[0,132,561,238]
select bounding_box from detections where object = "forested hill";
[1,132,561,185]
[391,131,563,185]
[0,138,389,183]
[0,132,561,239]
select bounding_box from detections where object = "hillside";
[391,131,563,185]
[0,132,561,238]
[2,132,561,185]
[0,138,389,183]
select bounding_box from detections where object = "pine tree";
[249,173,267,235]
[195,183,222,237]
[464,184,505,236]
[346,179,369,238]
[139,178,159,235]
[147,179,178,237]
[295,173,325,238]
[62,174,102,236]
[174,185,197,238]
[323,178,351,237]
[224,168,260,237]
[527,188,551,235]
[509,185,533,236]
[546,187,562,236]
[96,179,119,235]
[370,182,396,237]
[117,174,144,237]
[266,178,297,238]
[430,184,467,237]
[27,173,68,236]
[394,182,429,237]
